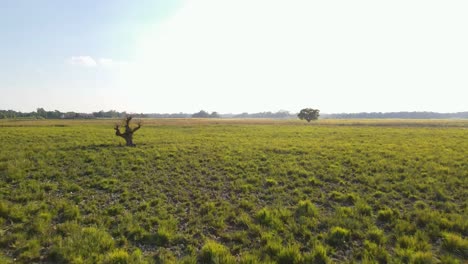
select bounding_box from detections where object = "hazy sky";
[1,0,467,113]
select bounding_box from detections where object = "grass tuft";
[199,240,235,264]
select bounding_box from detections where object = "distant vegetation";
[192,110,220,118]
[229,110,295,119]
[298,108,320,122]
[1,108,467,120]
[0,119,466,263]
[322,111,468,119]
[0,108,146,119]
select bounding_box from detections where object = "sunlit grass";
[0,119,466,262]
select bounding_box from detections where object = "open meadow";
[0,119,467,263]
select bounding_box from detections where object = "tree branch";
[132,120,142,132]
[125,117,132,127]
[114,125,123,137]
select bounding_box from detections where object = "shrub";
[265,178,278,187]
[239,253,261,264]
[59,202,81,221]
[303,243,329,264]
[50,227,115,263]
[397,235,417,249]
[413,201,428,210]
[308,176,322,186]
[363,240,389,264]
[0,201,25,222]
[411,251,433,264]
[264,239,282,258]
[200,202,216,216]
[256,208,278,228]
[329,191,357,205]
[395,248,413,263]
[55,221,80,236]
[126,224,148,242]
[199,240,235,264]
[107,204,124,216]
[144,227,173,246]
[442,232,468,258]
[0,254,13,264]
[377,208,394,222]
[367,227,386,245]
[180,255,198,264]
[345,193,358,205]
[327,226,351,247]
[355,200,373,216]
[104,249,130,264]
[439,255,462,264]
[0,200,9,218]
[414,210,435,227]
[329,191,344,202]
[154,248,176,264]
[130,249,146,264]
[277,245,301,264]
[29,212,52,235]
[395,220,417,236]
[18,239,41,262]
[138,202,150,212]
[433,187,449,202]
[239,200,254,211]
[295,200,318,218]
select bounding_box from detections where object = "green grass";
[0,119,467,263]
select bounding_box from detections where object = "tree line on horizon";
[0,108,146,119]
[0,108,467,120]
[322,111,468,119]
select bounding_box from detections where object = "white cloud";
[68,56,97,67]
[68,56,128,68]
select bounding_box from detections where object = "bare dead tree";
[114,116,142,146]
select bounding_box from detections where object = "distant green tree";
[37,108,47,118]
[192,110,210,118]
[46,110,62,119]
[298,108,320,122]
[210,112,220,118]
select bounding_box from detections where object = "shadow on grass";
[60,143,149,151]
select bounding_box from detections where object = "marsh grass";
[0,119,466,262]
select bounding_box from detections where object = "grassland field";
[0,119,467,263]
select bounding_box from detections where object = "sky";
[0,0,467,114]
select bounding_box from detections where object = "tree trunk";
[114,117,141,147]
[124,135,135,147]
